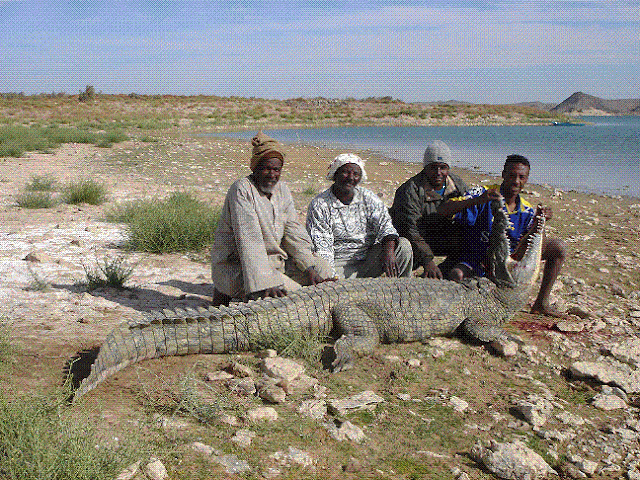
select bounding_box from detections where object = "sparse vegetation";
[15,191,56,209]
[0,321,12,368]
[249,330,324,363]
[62,178,108,205]
[0,124,128,158]
[25,174,57,192]
[106,192,220,253]
[79,255,134,290]
[0,387,140,480]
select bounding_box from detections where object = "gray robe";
[211,177,318,297]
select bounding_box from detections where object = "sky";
[1,1,638,104]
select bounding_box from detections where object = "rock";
[556,320,584,332]
[115,461,141,480]
[270,446,315,468]
[257,381,287,404]
[224,360,254,378]
[261,357,305,382]
[284,372,318,394]
[231,429,256,448]
[144,457,168,480]
[604,338,640,367]
[191,441,218,456]
[256,348,278,358]
[228,377,256,396]
[325,420,366,443]
[23,251,53,263]
[214,454,251,474]
[327,390,385,415]
[570,360,640,393]
[514,395,553,428]
[245,406,279,422]
[592,393,626,410]
[470,440,556,480]
[298,398,327,420]
[491,338,518,357]
[218,413,241,426]
[567,454,598,476]
[450,396,469,413]
[397,393,411,401]
[557,462,587,478]
[406,358,421,367]
[566,306,591,319]
[555,411,585,427]
[631,311,640,319]
[205,371,234,382]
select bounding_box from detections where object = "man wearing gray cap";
[390,141,468,279]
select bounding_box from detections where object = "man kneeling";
[211,132,332,306]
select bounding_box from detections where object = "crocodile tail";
[74,307,229,400]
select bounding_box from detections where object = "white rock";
[325,420,366,443]
[115,461,141,480]
[261,357,305,382]
[298,398,327,420]
[491,338,518,357]
[246,406,279,422]
[270,446,315,467]
[592,393,626,410]
[231,429,256,448]
[191,441,217,456]
[144,458,168,480]
[328,390,385,415]
[471,440,556,480]
[450,396,469,413]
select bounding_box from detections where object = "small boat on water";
[551,121,586,126]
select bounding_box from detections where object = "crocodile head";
[486,198,544,290]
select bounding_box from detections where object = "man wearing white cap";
[390,140,468,279]
[306,153,413,279]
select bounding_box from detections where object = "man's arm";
[390,182,435,269]
[437,187,501,217]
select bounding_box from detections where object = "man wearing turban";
[211,132,331,306]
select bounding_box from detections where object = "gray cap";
[423,140,452,166]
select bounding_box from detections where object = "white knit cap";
[423,140,453,166]
[326,153,368,182]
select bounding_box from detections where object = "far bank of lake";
[210,116,640,199]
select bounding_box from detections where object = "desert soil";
[1,132,640,478]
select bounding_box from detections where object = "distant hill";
[514,101,556,111]
[551,92,640,115]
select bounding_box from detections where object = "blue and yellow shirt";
[452,186,536,275]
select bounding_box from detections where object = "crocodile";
[73,199,544,399]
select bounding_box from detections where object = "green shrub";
[249,330,324,363]
[96,130,128,148]
[62,178,107,205]
[0,389,139,479]
[107,192,220,253]
[80,256,134,291]
[25,174,57,192]
[15,191,56,209]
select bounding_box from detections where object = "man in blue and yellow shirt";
[438,154,567,318]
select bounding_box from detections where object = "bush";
[15,191,56,209]
[107,192,220,253]
[80,256,134,291]
[0,389,139,479]
[62,178,107,205]
[25,174,57,192]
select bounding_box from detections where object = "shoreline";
[204,130,640,201]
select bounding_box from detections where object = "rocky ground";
[1,133,640,479]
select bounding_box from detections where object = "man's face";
[501,163,530,197]
[253,157,283,194]
[333,163,362,195]
[423,162,449,190]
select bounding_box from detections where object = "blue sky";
[1,1,638,103]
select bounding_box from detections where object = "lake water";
[211,116,640,198]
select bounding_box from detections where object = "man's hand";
[248,286,287,301]
[480,187,503,203]
[381,238,399,277]
[422,259,443,279]
[306,266,331,285]
[535,204,553,221]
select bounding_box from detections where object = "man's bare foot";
[530,303,569,319]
